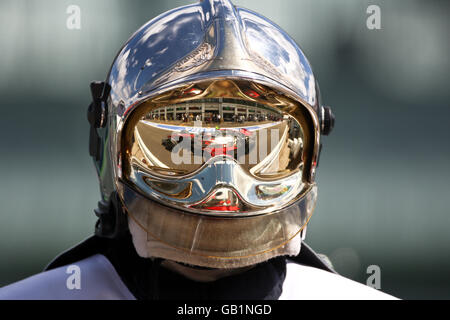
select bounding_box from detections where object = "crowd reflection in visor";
[130,98,304,179]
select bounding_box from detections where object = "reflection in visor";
[129,98,304,179]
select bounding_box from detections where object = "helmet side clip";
[315,106,335,169]
[319,106,335,136]
[94,192,128,239]
[87,81,111,161]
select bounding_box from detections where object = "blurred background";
[0,0,449,299]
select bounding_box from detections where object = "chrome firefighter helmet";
[87,0,334,268]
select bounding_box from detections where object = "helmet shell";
[96,0,321,201]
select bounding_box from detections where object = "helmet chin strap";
[94,192,129,239]
[300,225,308,241]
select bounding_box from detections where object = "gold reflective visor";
[122,80,316,183]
